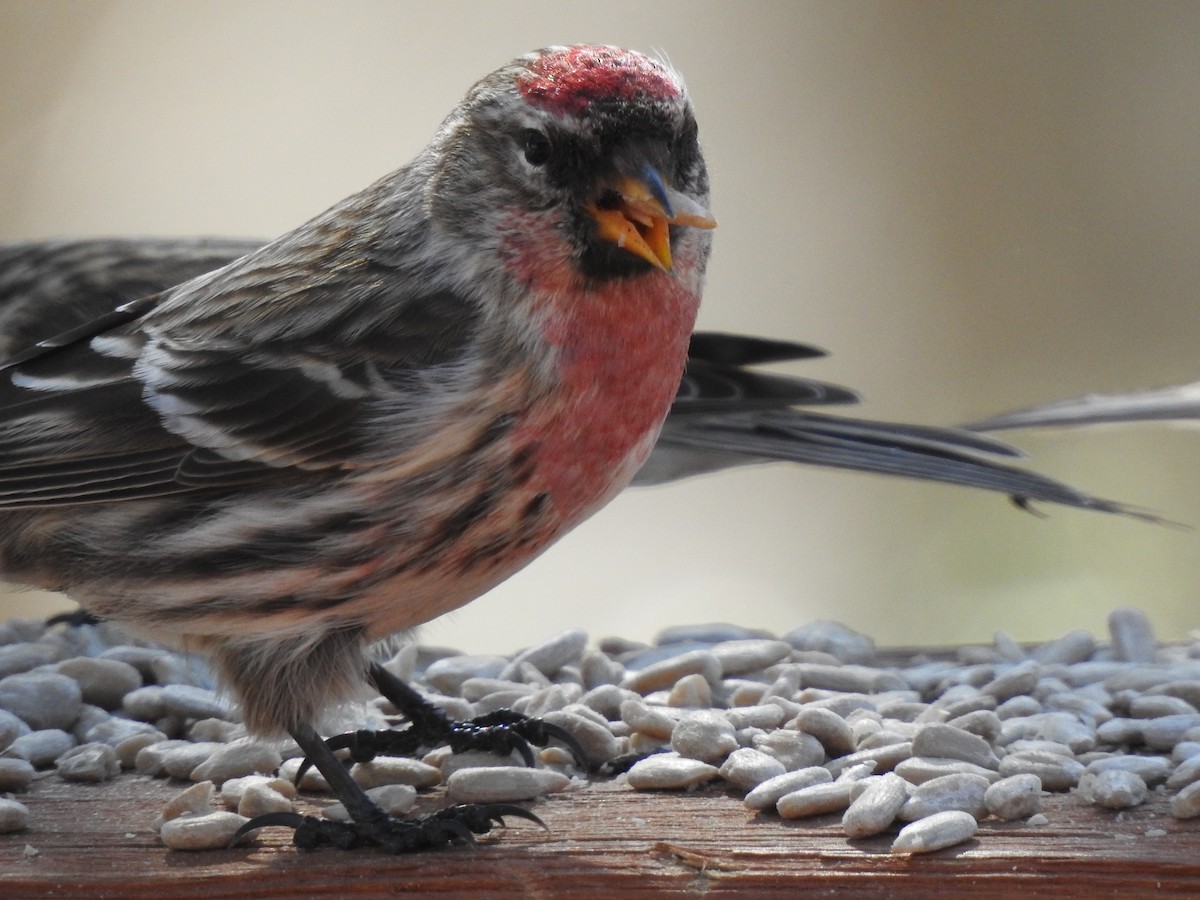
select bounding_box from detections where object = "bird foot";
[294,661,587,782]
[313,707,584,772]
[232,803,544,852]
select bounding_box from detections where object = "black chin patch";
[577,239,657,282]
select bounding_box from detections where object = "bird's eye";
[520,129,552,167]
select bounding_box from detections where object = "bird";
[0,45,718,851]
[0,236,1147,517]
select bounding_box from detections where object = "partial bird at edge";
[966,381,1200,434]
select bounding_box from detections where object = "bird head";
[425,45,715,286]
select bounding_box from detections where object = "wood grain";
[3,768,1200,897]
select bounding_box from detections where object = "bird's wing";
[965,382,1200,432]
[0,238,479,509]
[0,237,265,358]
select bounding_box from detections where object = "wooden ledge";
[3,771,1200,897]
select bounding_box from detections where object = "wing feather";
[0,237,480,509]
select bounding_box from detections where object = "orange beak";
[587,169,715,271]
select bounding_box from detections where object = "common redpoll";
[0,45,716,850]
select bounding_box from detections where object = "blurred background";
[1,1,1199,654]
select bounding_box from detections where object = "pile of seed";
[2,607,1200,853]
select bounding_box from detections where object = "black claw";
[462,803,548,831]
[229,811,309,847]
[598,747,666,776]
[513,737,536,768]
[522,720,587,768]
[481,729,535,768]
[293,755,315,785]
